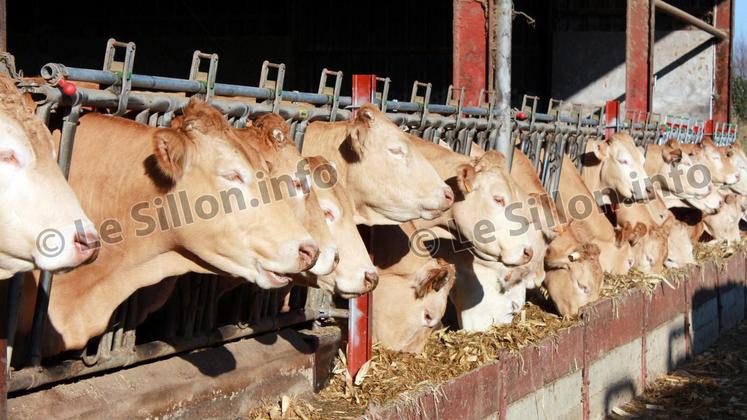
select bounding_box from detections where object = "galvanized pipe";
[654,0,728,41]
[495,0,514,167]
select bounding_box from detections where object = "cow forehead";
[0,116,37,160]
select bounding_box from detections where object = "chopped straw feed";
[246,238,747,419]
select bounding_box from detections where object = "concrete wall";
[552,30,714,119]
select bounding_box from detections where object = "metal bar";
[654,0,728,41]
[495,0,513,168]
[41,64,508,119]
[605,100,620,138]
[347,74,376,379]
[453,0,488,106]
[5,273,23,369]
[712,0,732,122]
[9,309,316,393]
[626,0,653,114]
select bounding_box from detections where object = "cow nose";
[298,241,319,271]
[74,230,100,263]
[442,187,455,207]
[363,269,379,290]
[523,247,533,262]
[511,301,522,313]
[423,308,437,327]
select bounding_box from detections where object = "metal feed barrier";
[1,38,737,395]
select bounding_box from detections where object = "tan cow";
[582,133,653,205]
[291,155,378,298]
[666,220,696,268]
[557,155,643,274]
[302,104,454,225]
[372,254,455,353]
[702,193,741,242]
[19,99,318,355]
[510,148,604,314]
[544,222,603,316]
[700,136,740,187]
[231,114,338,277]
[0,73,99,278]
[724,140,747,195]
[615,201,673,274]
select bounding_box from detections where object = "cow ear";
[153,129,189,181]
[457,164,477,194]
[270,128,284,144]
[628,222,648,246]
[725,194,737,205]
[356,106,376,126]
[345,126,367,158]
[663,147,682,164]
[615,221,632,247]
[413,263,455,299]
[592,140,609,160]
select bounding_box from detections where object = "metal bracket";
[102,38,136,116]
[410,81,431,130]
[0,52,21,78]
[318,68,343,121]
[446,85,466,132]
[189,50,219,102]
[522,95,540,131]
[375,76,391,112]
[259,61,286,114]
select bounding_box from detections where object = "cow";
[581,133,653,205]
[724,140,747,195]
[543,222,603,316]
[666,219,696,268]
[17,99,318,356]
[615,201,673,274]
[510,148,604,314]
[0,73,99,278]
[302,104,454,225]
[702,193,741,242]
[700,136,740,187]
[557,155,643,274]
[372,252,455,353]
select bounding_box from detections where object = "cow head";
[703,193,741,242]
[451,151,534,266]
[244,113,339,276]
[701,137,740,186]
[0,75,99,278]
[631,215,672,274]
[590,133,650,202]
[372,258,455,353]
[304,156,378,298]
[453,262,527,331]
[665,220,695,268]
[342,105,454,225]
[159,100,318,289]
[724,141,747,195]
[653,140,710,199]
[544,223,602,316]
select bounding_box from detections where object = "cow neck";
[557,155,617,245]
[43,114,196,352]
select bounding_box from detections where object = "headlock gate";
[0,38,737,395]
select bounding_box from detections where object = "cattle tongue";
[257,263,292,287]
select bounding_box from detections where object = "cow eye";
[221,171,245,185]
[727,151,734,158]
[388,146,406,158]
[493,195,506,207]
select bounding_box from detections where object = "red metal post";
[713,0,733,123]
[347,74,376,377]
[704,119,715,136]
[453,0,487,106]
[626,0,654,114]
[605,100,621,138]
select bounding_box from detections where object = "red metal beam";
[605,100,621,138]
[626,0,654,114]
[347,75,376,378]
[453,0,487,107]
[713,0,733,123]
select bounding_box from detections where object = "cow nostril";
[523,247,533,261]
[298,242,319,270]
[423,309,433,324]
[443,187,455,205]
[364,269,379,289]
